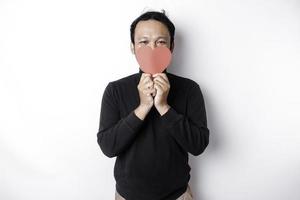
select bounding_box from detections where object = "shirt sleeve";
[97,82,144,158]
[160,82,210,156]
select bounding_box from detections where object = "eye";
[158,40,167,44]
[139,40,148,44]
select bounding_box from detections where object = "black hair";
[130,10,175,50]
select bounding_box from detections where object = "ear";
[130,43,135,54]
[170,42,175,53]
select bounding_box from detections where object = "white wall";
[1,0,300,199]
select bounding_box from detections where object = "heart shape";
[135,46,172,75]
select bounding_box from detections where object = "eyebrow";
[137,36,168,40]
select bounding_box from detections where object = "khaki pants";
[115,184,194,200]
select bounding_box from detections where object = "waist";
[116,176,190,200]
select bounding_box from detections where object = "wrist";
[157,104,171,116]
[139,103,152,111]
[134,104,152,119]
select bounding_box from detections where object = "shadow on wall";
[171,28,223,200]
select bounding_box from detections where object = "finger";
[149,88,156,94]
[152,73,169,84]
[143,88,155,96]
[143,78,153,86]
[143,76,153,85]
[141,73,151,81]
[144,81,154,90]
[154,80,164,90]
[154,80,164,88]
[153,76,168,86]
[143,86,155,92]
[143,77,153,84]
[144,77,154,87]
[152,73,167,79]
[141,73,152,82]
[152,73,164,76]
[142,89,151,95]
[151,88,157,96]
[142,73,152,77]
[154,82,163,92]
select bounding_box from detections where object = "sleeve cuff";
[124,110,144,132]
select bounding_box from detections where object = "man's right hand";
[134,73,156,120]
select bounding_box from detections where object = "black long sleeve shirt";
[97,68,209,200]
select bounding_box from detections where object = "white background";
[1,0,300,199]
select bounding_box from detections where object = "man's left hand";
[152,73,171,116]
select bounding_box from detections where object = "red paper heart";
[135,46,172,75]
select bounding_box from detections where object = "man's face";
[131,19,173,54]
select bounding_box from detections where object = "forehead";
[135,20,170,38]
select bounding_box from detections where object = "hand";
[152,73,171,116]
[134,73,156,120]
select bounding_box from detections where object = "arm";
[160,83,210,156]
[97,82,144,158]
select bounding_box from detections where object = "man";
[97,10,209,200]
